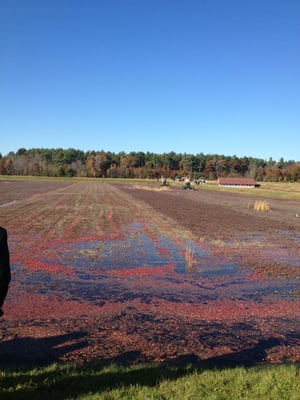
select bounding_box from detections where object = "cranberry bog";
[0,178,299,367]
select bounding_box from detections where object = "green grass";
[0,362,299,400]
[198,180,300,200]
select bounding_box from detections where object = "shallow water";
[16,221,298,306]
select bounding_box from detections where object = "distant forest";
[1,148,300,181]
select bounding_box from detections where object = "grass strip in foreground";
[0,362,299,400]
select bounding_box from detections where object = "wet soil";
[0,181,299,368]
[118,184,300,244]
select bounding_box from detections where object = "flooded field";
[0,179,299,366]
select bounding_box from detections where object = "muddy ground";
[0,180,299,368]
[119,184,300,245]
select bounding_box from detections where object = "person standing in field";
[0,227,11,317]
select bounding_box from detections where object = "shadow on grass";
[0,334,285,400]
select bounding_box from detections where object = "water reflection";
[14,221,300,304]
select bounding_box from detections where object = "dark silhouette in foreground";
[0,227,11,318]
[0,331,88,367]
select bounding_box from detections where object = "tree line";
[0,148,299,182]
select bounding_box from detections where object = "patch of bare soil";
[118,184,300,278]
[118,184,300,244]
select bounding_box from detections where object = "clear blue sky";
[1,0,299,161]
